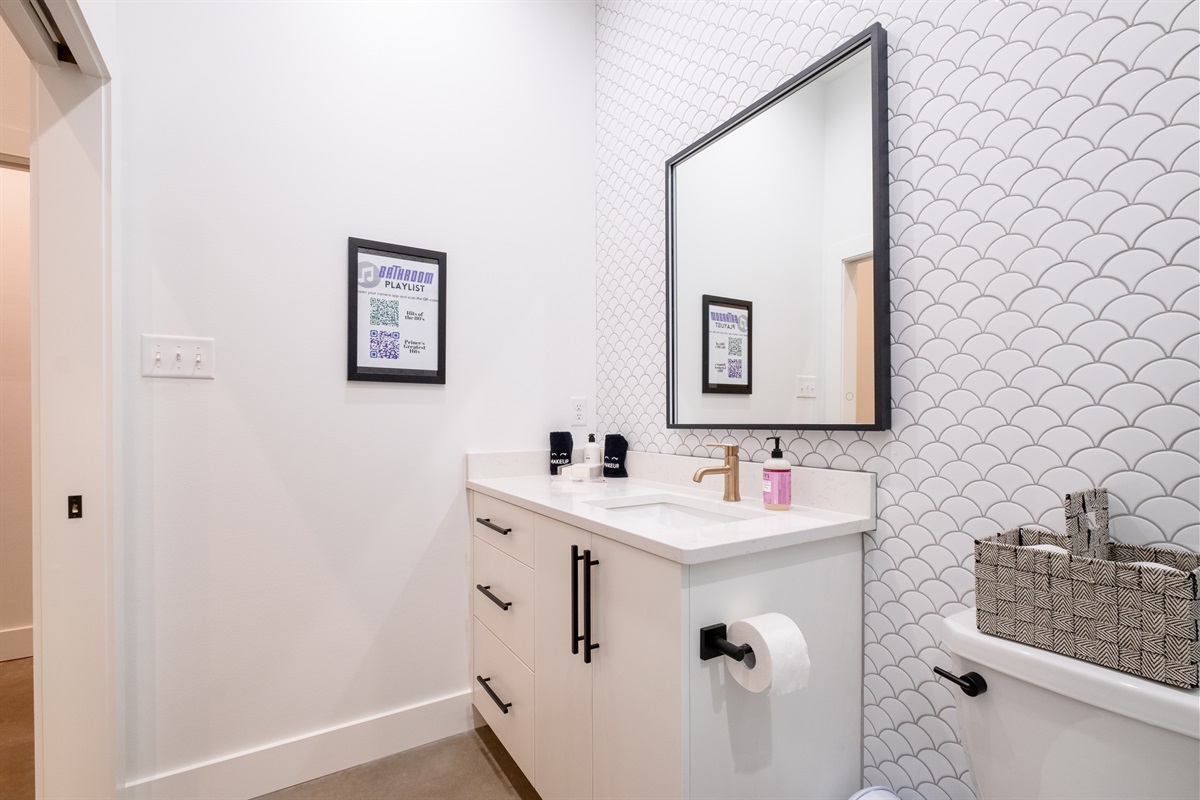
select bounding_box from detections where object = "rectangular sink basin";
[586,494,768,528]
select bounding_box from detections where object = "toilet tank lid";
[942,609,1199,740]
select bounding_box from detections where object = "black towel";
[550,432,573,475]
[603,434,628,478]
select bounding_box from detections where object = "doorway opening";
[0,1,117,794]
[0,12,33,797]
[840,254,874,425]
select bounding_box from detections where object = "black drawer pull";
[476,675,512,713]
[476,584,512,611]
[476,517,511,535]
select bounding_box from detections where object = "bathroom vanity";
[466,450,875,800]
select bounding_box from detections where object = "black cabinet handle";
[476,676,512,713]
[933,666,988,697]
[476,517,511,535]
[583,549,600,663]
[476,584,511,611]
[571,545,584,655]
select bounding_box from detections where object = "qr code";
[728,337,743,357]
[727,358,743,379]
[370,297,400,327]
[369,329,401,359]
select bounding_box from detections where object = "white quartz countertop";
[466,474,874,565]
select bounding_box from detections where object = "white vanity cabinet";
[470,496,538,779]
[468,478,866,800]
[534,515,685,800]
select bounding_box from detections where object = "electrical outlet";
[142,335,216,379]
[570,397,587,427]
[795,375,817,398]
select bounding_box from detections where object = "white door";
[30,58,117,800]
[534,516,593,800]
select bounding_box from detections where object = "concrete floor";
[255,727,538,800]
[0,660,534,800]
[0,657,34,800]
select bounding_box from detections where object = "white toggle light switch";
[795,375,817,398]
[141,335,216,379]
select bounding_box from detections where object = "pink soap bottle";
[763,436,792,511]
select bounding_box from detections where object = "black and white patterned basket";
[974,489,1200,689]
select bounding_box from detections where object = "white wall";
[109,1,595,793]
[0,164,31,662]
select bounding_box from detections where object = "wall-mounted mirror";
[666,24,889,431]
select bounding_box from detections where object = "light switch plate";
[795,375,817,398]
[141,335,216,379]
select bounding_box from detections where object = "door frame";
[0,1,119,796]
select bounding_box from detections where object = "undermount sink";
[586,494,769,528]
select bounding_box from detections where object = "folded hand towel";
[603,434,628,478]
[550,431,573,475]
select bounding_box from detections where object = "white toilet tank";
[941,609,1199,800]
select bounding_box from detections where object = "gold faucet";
[693,442,741,502]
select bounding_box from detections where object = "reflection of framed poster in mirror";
[348,237,446,383]
[701,295,752,394]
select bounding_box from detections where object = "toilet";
[941,609,1200,800]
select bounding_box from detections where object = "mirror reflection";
[668,29,887,430]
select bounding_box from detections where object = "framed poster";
[701,295,752,394]
[348,237,446,383]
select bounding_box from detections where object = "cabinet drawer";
[473,536,535,670]
[473,618,535,780]
[473,493,534,567]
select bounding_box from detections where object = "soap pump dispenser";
[583,433,601,465]
[763,436,792,511]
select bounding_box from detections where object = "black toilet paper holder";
[700,623,754,663]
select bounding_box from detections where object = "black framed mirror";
[666,23,889,431]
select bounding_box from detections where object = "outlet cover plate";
[142,335,216,379]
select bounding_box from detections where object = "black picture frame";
[701,295,752,394]
[347,237,446,384]
[665,23,890,430]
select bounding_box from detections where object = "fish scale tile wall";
[594,1,1199,797]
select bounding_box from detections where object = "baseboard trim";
[124,690,473,800]
[0,625,33,662]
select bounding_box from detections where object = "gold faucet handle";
[703,442,739,456]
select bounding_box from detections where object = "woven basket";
[974,489,1200,689]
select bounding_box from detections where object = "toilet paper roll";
[725,613,810,696]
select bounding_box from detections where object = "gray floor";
[254,727,539,800]
[0,661,533,800]
[0,657,34,800]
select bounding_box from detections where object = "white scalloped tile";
[596,2,1199,796]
